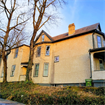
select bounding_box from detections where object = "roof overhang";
[89,47,105,52]
[94,52,105,60]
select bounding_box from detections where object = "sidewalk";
[0,98,25,105]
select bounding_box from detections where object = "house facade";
[0,23,105,87]
[0,45,29,82]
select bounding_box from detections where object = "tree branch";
[38,16,51,30]
[46,0,56,8]
[0,28,6,33]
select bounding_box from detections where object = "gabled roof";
[34,30,53,43]
[35,23,105,44]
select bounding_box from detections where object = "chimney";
[68,23,75,35]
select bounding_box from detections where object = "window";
[33,64,39,77]
[1,67,4,78]
[6,55,8,60]
[103,40,105,47]
[42,35,44,42]
[46,46,50,55]
[97,36,102,48]
[99,59,104,70]
[54,56,59,62]
[14,49,18,58]
[10,65,16,77]
[43,63,49,76]
[37,46,41,57]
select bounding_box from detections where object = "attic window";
[42,35,44,42]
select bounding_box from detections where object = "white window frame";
[43,63,49,77]
[46,46,50,56]
[33,63,39,77]
[10,65,16,77]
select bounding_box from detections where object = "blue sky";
[44,0,105,37]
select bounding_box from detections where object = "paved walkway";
[0,98,25,105]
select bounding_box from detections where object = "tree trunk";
[2,51,7,83]
[26,30,37,81]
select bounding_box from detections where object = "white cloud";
[69,0,78,21]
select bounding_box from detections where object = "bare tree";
[0,0,29,83]
[26,0,65,81]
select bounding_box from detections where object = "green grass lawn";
[0,81,105,105]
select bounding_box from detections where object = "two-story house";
[31,23,105,87]
[0,23,105,87]
[0,44,29,82]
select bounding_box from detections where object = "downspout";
[89,51,92,78]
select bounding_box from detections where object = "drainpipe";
[89,51,92,78]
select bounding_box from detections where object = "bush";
[0,82,105,105]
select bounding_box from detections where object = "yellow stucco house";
[0,45,30,82]
[0,23,105,87]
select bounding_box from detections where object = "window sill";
[94,70,105,71]
[10,75,14,77]
[14,57,17,59]
[54,61,59,63]
[45,55,50,56]
[33,76,38,77]
[36,56,40,57]
[43,76,48,77]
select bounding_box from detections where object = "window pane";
[14,49,18,58]
[46,46,50,55]
[103,40,105,47]
[55,56,59,62]
[43,63,49,76]
[42,35,44,41]
[97,36,102,48]
[11,65,16,76]
[43,70,48,76]
[37,47,41,56]
[34,64,39,77]
[99,60,104,70]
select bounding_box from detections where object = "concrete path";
[0,98,25,105]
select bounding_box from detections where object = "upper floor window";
[97,36,102,48]
[54,56,59,62]
[42,35,44,42]
[33,63,39,77]
[43,63,49,77]
[46,46,50,55]
[14,48,18,58]
[10,65,16,77]
[103,40,105,47]
[37,46,41,57]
